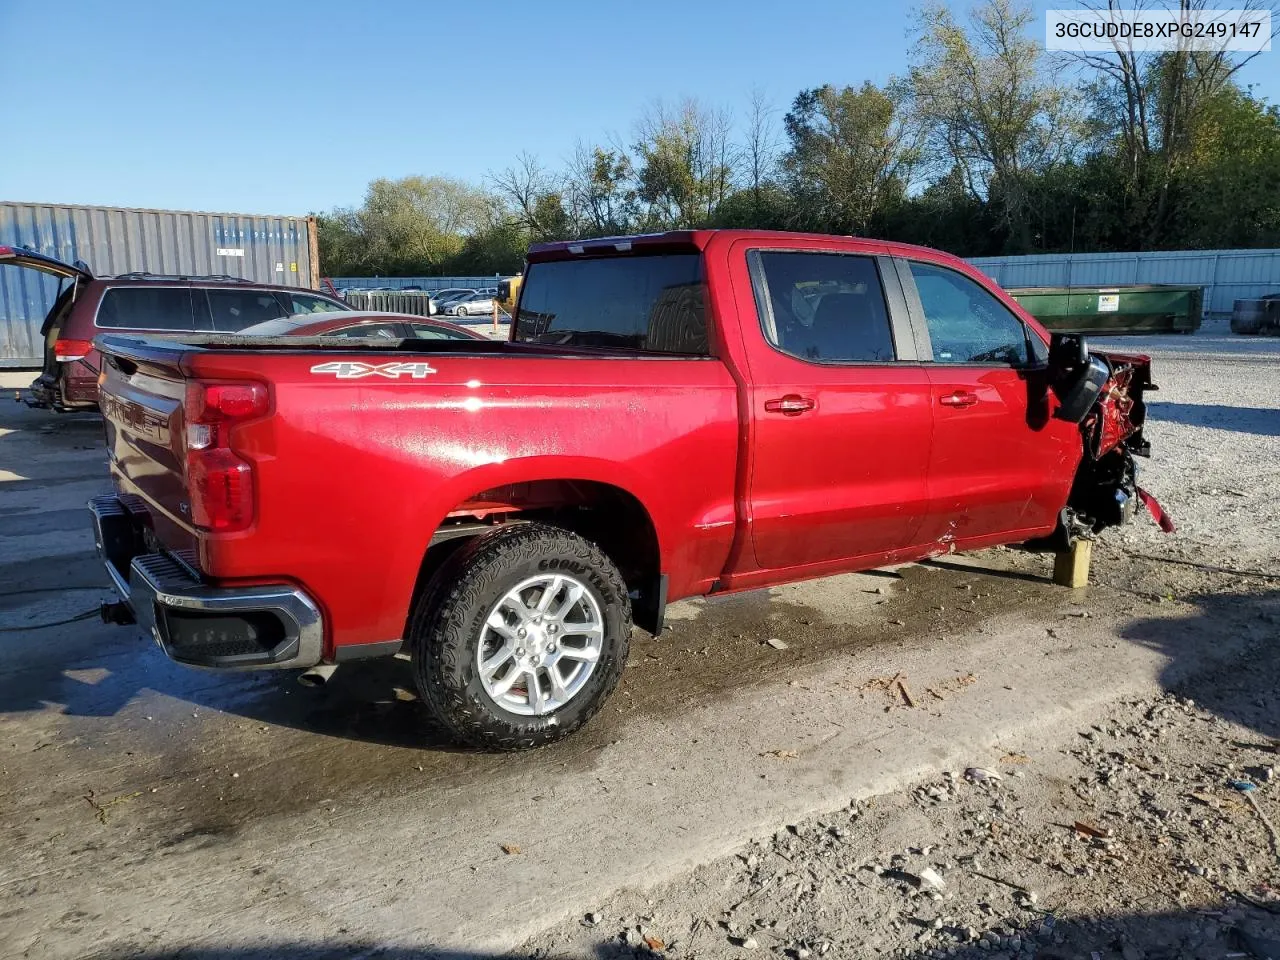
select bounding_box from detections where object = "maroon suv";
[1,246,349,412]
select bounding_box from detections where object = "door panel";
[733,244,934,571]
[904,259,1080,545]
[925,366,1074,543]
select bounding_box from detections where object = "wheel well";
[405,480,665,636]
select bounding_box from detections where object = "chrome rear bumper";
[89,495,323,670]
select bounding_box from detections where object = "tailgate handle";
[939,390,979,408]
[765,395,815,416]
[108,355,138,377]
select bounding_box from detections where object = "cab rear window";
[514,254,708,355]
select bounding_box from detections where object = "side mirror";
[1049,333,1089,372]
[1049,333,1110,424]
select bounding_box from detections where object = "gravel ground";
[525,327,1280,960]
[527,641,1280,960]
[2,326,1278,959]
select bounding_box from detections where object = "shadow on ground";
[89,901,1280,959]
[1147,401,1280,437]
[0,556,1054,751]
[1123,585,1280,741]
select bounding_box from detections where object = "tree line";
[317,0,1280,278]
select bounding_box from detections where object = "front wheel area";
[410,523,631,750]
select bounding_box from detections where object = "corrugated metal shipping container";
[969,248,1280,318]
[0,201,320,367]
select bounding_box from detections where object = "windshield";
[514,254,708,354]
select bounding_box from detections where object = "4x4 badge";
[310,361,437,380]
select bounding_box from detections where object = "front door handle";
[939,390,979,408]
[765,394,815,416]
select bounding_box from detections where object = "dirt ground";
[0,321,1277,959]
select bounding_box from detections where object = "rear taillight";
[183,380,269,532]
[54,338,94,363]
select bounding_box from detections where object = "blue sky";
[1,0,1275,216]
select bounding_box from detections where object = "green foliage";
[317,0,1280,277]
[783,83,920,235]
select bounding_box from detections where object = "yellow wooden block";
[1053,538,1093,588]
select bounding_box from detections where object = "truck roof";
[526,229,974,273]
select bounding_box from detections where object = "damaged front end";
[1037,337,1171,550]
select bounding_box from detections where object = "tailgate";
[96,336,200,561]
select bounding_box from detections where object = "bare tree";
[488,152,559,235]
[564,141,636,236]
[908,0,1083,248]
[1069,0,1278,242]
[744,88,782,203]
[632,98,739,228]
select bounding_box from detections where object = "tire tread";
[410,522,631,750]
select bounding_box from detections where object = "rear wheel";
[410,523,631,750]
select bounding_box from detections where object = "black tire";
[410,522,631,750]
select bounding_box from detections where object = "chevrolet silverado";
[90,230,1158,749]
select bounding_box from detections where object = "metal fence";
[0,201,319,367]
[329,276,510,294]
[344,291,435,315]
[969,248,1280,317]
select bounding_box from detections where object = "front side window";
[514,254,708,355]
[753,252,895,362]
[96,288,195,330]
[909,262,1031,366]
[205,289,289,333]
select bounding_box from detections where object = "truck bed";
[95,331,743,655]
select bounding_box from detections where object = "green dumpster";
[1005,284,1204,335]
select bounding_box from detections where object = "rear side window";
[288,293,345,314]
[96,288,195,330]
[325,323,404,339]
[514,254,708,355]
[205,289,289,332]
[908,262,1031,366]
[408,322,476,341]
[753,252,895,362]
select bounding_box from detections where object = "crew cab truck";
[91,230,1156,750]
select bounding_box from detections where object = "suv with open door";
[0,245,350,412]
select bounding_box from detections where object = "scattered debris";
[915,866,946,891]
[1072,820,1113,839]
[765,638,789,650]
[762,749,799,760]
[643,935,665,950]
[896,678,916,708]
[81,788,142,825]
[1242,790,1280,859]
[500,843,522,855]
[965,767,1002,782]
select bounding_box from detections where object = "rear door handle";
[765,394,815,416]
[939,391,979,408]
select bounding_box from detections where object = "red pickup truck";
[91,230,1156,749]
